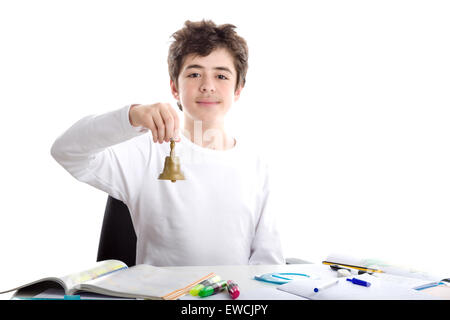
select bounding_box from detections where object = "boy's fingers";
[168,106,180,139]
[145,121,158,143]
[139,109,158,143]
[151,110,165,143]
[140,103,179,144]
[160,107,174,143]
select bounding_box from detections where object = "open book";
[0,260,215,300]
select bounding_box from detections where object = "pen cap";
[347,278,371,287]
[226,280,240,299]
[189,284,205,296]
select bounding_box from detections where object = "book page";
[0,259,127,296]
[62,260,127,293]
[77,264,213,299]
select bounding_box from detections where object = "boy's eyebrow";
[184,64,233,74]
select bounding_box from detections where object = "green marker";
[198,280,228,298]
[190,275,221,296]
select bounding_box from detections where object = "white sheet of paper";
[277,274,439,300]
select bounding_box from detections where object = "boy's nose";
[199,78,216,93]
[200,86,214,93]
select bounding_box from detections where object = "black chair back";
[97,196,137,267]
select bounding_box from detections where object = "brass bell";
[158,139,185,183]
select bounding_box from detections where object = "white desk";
[164,263,443,300]
[3,263,445,300]
[164,263,334,300]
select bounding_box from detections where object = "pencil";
[322,261,384,274]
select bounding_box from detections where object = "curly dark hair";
[168,20,249,111]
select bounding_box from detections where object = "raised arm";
[50,105,149,203]
[51,103,180,203]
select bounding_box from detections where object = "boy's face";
[170,48,242,124]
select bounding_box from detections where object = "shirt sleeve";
[249,161,285,265]
[50,105,150,204]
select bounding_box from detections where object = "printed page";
[62,260,128,293]
[77,264,212,299]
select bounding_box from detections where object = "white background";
[1,0,449,290]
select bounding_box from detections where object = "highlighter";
[226,280,240,299]
[198,280,227,297]
[190,275,221,296]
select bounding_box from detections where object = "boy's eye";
[187,73,228,80]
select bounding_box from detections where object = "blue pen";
[313,279,339,293]
[346,278,371,287]
[414,282,445,291]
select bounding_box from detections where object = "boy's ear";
[234,84,243,102]
[170,79,179,100]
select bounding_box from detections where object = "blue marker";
[346,278,371,287]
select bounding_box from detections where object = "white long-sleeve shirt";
[51,105,284,266]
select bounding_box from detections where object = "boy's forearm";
[50,105,146,172]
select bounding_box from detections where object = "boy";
[51,20,284,266]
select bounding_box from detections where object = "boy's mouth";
[196,100,220,106]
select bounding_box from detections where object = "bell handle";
[169,140,175,158]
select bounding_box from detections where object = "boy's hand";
[129,103,180,143]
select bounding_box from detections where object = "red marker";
[226,280,240,299]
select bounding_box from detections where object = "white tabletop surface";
[164,263,334,300]
[5,263,438,300]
